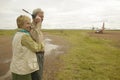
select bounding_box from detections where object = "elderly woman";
[30,8,45,80]
[10,15,44,80]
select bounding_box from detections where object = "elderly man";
[30,8,45,80]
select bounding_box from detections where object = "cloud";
[0,0,120,29]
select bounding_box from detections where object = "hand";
[35,15,41,23]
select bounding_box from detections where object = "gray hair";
[32,8,44,19]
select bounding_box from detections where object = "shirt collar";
[18,28,30,34]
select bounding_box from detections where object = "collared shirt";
[18,29,44,52]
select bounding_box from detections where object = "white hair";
[32,8,44,18]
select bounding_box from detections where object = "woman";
[10,15,44,80]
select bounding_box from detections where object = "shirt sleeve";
[21,34,43,52]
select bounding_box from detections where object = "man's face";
[22,20,31,32]
[37,12,44,22]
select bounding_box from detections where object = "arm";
[30,24,43,44]
[21,34,44,52]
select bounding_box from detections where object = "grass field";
[44,30,120,80]
[0,30,120,80]
[0,30,16,36]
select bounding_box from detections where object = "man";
[30,8,45,80]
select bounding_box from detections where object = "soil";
[0,36,12,76]
[89,30,120,41]
[0,34,69,80]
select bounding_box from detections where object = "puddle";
[44,38,59,55]
[0,59,11,63]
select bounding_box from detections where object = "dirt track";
[0,34,68,80]
[0,36,12,77]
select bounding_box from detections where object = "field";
[0,30,120,80]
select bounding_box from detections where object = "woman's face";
[22,20,31,32]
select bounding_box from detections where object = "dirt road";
[0,34,68,80]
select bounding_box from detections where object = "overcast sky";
[0,0,120,29]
